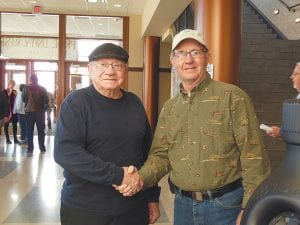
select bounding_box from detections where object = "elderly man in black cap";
[54,43,160,225]
[22,74,49,156]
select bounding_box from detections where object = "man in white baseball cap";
[117,29,270,225]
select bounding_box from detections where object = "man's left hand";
[148,202,160,224]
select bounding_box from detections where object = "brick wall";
[240,2,300,168]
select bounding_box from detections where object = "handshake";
[113,165,144,196]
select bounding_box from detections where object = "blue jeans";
[174,186,243,225]
[17,113,27,141]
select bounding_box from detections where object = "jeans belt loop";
[192,192,203,201]
[207,190,213,201]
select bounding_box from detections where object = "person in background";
[3,79,19,144]
[54,43,160,225]
[116,29,271,225]
[46,91,55,130]
[265,62,300,139]
[0,90,9,128]
[22,75,49,156]
[14,84,27,144]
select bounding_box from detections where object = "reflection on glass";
[66,39,123,62]
[66,16,123,39]
[70,65,90,91]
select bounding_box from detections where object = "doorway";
[4,60,58,124]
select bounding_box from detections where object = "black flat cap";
[88,43,129,63]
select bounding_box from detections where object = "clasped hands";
[113,165,144,196]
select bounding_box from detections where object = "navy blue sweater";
[54,85,160,215]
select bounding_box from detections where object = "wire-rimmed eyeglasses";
[91,62,126,71]
[172,49,208,60]
[291,72,300,78]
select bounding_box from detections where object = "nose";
[184,52,194,62]
[105,64,115,75]
[290,74,295,80]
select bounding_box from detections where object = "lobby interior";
[0,0,300,224]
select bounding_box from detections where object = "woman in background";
[3,79,19,144]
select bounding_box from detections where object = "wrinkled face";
[170,39,209,89]
[290,64,300,93]
[88,58,127,93]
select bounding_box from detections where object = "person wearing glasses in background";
[116,29,271,225]
[265,62,300,139]
[54,43,160,225]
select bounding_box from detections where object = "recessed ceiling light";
[113,4,122,7]
[295,18,300,23]
[29,1,37,4]
[274,9,279,15]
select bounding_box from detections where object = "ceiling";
[0,0,148,38]
[0,0,299,40]
[0,0,147,15]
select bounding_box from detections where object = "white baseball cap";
[172,29,207,51]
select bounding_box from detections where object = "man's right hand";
[266,126,281,139]
[114,166,144,196]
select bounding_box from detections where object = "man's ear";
[170,56,175,68]
[206,52,210,63]
[87,64,94,79]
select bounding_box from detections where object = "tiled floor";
[0,129,174,225]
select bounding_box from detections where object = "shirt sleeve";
[139,100,172,188]
[140,107,161,202]
[54,93,124,186]
[231,88,271,207]
[13,94,21,113]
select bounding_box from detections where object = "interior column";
[143,36,160,130]
[196,0,242,85]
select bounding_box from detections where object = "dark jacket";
[3,88,17,118]
[0,91,9,119]
[22,84,48,112]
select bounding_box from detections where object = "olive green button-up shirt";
[139,73,271,207]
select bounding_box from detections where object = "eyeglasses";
[91,62,126,71]
[172,49,207,60]
[291,72,300,77]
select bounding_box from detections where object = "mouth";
[103,78,117,81]
[184,68,197,73]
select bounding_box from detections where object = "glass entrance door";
[69,63,90,91]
